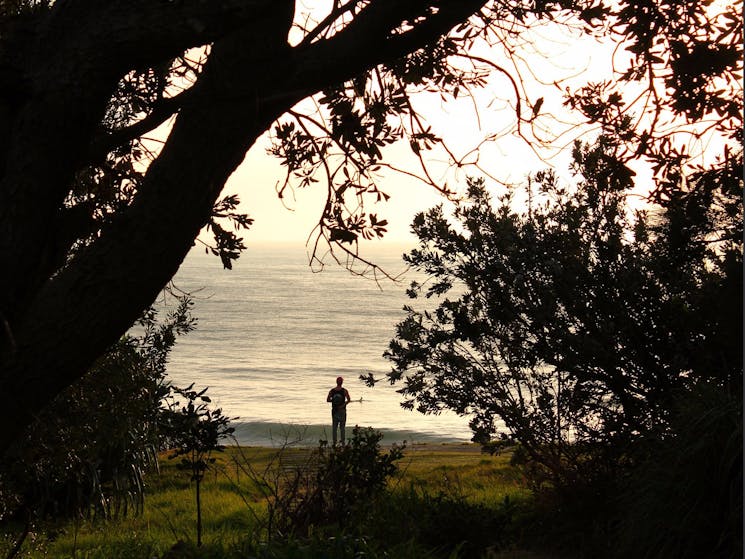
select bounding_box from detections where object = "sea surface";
[161,243,473,447]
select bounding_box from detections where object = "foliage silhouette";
[0,296,195,524]
[614,384,742,559]
[230,427,403,542]
[0,0,740,456]
[378,137,741,490]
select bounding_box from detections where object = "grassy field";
[0,443,540,559]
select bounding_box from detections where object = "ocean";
[161,242,474,447]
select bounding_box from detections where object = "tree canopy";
[0,0,741,456]
[380,138,741,479]
[376,135,742,553]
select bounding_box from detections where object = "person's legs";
[339,410,347,444]
[331,411,340,445]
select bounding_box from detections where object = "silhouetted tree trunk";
[0,0,485,455]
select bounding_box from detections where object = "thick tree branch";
[289,0,486,103]
[0,0,294,331]
[0,15,300,455]
[87,93,189,163]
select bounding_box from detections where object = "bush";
[509,383,743,559]
[312,426,404,528]
[236,533,432,559]
[369,486,518,557]
[614,383,742,559]
[239,427,404,541]
[0,297,195,523]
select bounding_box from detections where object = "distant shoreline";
[229,420,470,448]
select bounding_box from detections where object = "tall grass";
[390,445,531,505]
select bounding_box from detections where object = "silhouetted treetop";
[0,0,740,455]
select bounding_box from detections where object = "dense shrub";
[368,486,518,557]
[260,427,404,538]
[614,383,742,559]
[0,297,194,522]
[236,533,433,559]
[503,383,742,559]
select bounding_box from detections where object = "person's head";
[336,376,344,386]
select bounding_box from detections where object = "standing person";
[326,376,351,445]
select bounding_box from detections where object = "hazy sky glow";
[221,24,623,248]
[187,2,732,252]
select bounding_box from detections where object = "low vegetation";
[0,434,534,559]
[2,412,739,559]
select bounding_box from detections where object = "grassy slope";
[1,444,538,558]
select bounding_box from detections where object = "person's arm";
[327,390,333,403]
[344,389,351,404]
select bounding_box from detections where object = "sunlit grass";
[391,443,530,504]
[1,444,530,558]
